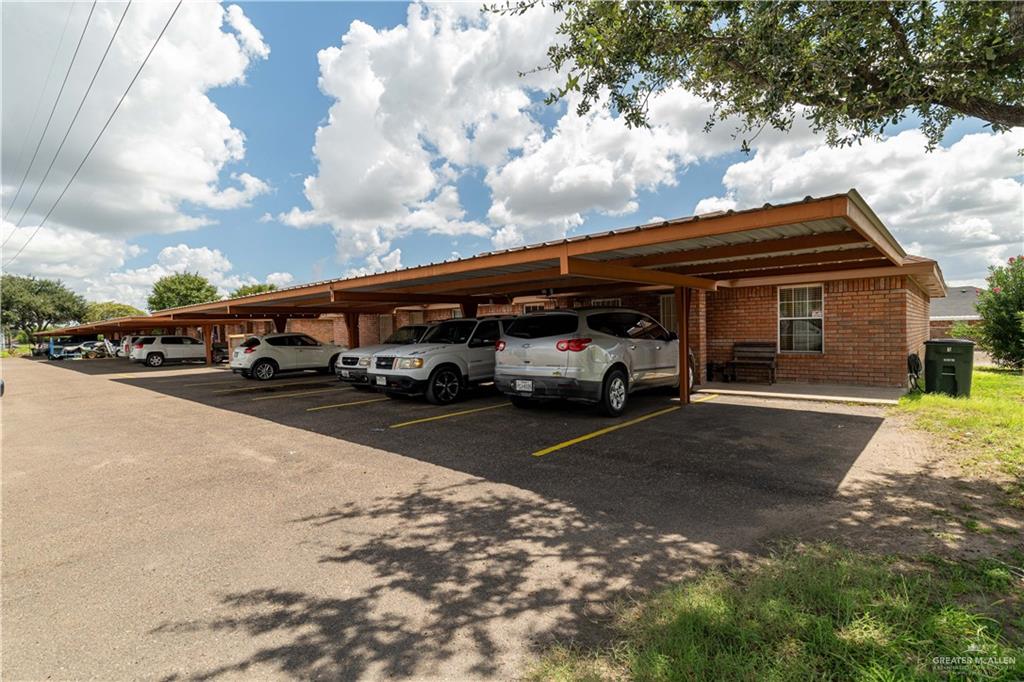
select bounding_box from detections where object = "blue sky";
[1,1,1020,307]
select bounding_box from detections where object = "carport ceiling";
[148,190,945,319]
[33,316,263,337]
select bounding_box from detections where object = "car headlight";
[396,357,424,369]
[357,356,371,367]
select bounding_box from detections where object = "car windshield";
[241,337,260,348]
[505,314,578,339]
[383,326,426,344]
[420,320,477,344]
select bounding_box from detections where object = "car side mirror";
[667,331,678,341]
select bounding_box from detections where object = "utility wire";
[2,1,97,222]
[4,0,182,268]
[3,2,77,206]
[3,0,132,247]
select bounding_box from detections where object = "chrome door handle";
[629,345,637,350]
[655,345,662,350]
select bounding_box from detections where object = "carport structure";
[142,190,945,404]
[33,314,290,365]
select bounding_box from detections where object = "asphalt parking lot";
[3,357,888,680]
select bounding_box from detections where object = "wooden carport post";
[461,300,478,318]
[675,287,690,406]
[201,324,213,365]
[272,316,288,333]
[344,312,360,349]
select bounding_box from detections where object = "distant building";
[930,286,981,338]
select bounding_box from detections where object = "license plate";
[340,370,350,377]
[514,379,533,393]
[376,375,386,386]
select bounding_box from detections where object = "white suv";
[336,324,430,388]
[130,335,206,367]
[230,333,346,381]
[367,317,515,404]
[495,309,693,416]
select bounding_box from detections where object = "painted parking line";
[388,402,510,429]
[250,387,351,402]
[212,378,335,394]
[307,397,389,412]
[531,394,718,458]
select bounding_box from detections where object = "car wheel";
[510,395,535,409]
[146,353,164,367]
[426,366,462,405]
[599,368,628,417]
[325,354,339,375]
[252,359,276,381]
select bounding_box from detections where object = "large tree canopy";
[497,0,1024,149]
[230,283,277,298]
[147,272,219,312]
[83,301,145,322]
[0,275,87,336]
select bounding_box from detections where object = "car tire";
[599,368,628,417]
[325,354,339,375]
[252,359,276,381]
[146,352,164,367]
[425,366,462,405]
[510,395,535,409]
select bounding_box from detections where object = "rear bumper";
[494,372,602,402]
[367,372,428,395]
[336,366,370,384]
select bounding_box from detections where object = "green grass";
[533,545,1024,682]
[0,344,31,358]
[897,368,1024,480]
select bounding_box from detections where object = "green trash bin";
[924,339,975,397]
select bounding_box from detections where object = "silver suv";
[494,308,693,416]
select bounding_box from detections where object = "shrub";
[976,257,1024,368]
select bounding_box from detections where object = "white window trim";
[777,284,825,354]
[590,297,622,307]
[523,303,546,313]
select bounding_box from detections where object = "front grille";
[375,356,395,370]
[341,356,359,366]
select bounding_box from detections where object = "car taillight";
[555,338,592,352]
[134,343,144,349]
[243,346,257,354]
[495,340,506,351]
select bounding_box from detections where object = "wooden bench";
[724,342,777,384]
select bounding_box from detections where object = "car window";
[586,312,644,338]
[295,335,320,346]
[468,320,501,347]
[161,336,183,345]
[383,325,426,344]
[421,320,477,344]
[505,314,579,339]
[241,337,261,348]
[138,337,155,345]
[183,337,202,345]
[629,315,671,341]
[266,336,291,347]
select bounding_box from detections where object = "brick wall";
[905,280,930,364]
[705,276,917,387]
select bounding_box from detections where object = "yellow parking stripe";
[212,378,334,394]
[306,397,388,412]
[691,394,719,404]
[251,387,350,402]
[532,405,681,457]
[180,378,248,387]
[389,402,510,429]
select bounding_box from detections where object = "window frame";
[522,303,546,314]
[777,284,825,354]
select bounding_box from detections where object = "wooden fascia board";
[843,192,905,265]
[669,247,884,276]
[561,256,717,290]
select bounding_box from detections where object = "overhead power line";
[4,0,183,268]
[2,1,97,222]
[3,2,77,205]
[3,0,132,247]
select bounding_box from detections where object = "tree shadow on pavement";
[151,459,1022,680]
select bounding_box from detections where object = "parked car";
[367,317,516,404]
[494,308,694,416]
[229,333,345,380]
[130,335,206,367]
[336,324,431,388]
[31,343,48,357]
[119,336,141,358]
